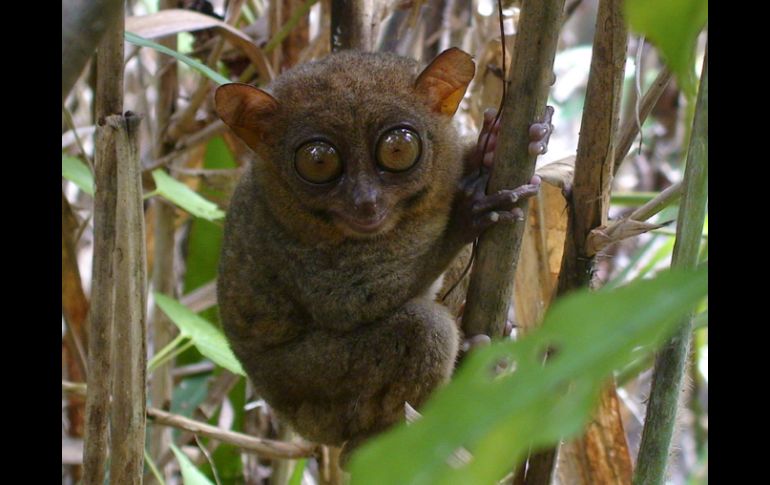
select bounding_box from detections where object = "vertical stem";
[82,5,124,482]
[148,1,179,479]
[544,1,632,483]
[330,0,374,51]
[62,0,124,102]
[461,0,565,339]
[108,112,148,484]
[633,44,708,485]
[271,427,296,485]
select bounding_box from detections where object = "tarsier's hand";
[454,107,554,245]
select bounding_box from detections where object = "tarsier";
[215,48,551,461]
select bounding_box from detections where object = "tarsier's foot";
[458,303,516,355]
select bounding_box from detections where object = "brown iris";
[376,128,421,172]
[294,141,343,184]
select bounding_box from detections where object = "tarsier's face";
[291,125,423,235]
[215,50,475,239]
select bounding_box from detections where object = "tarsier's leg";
[253,297,459,463]
[337,297,459,463]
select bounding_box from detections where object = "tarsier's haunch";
[215,48,551,461]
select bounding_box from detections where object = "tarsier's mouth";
[331,209,390,234]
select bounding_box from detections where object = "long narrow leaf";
[125,31,229,85]
[151,169,225,221]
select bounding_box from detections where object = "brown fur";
[216,49,477,458]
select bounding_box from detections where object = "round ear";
[414,48,475,117]
[214,83,279,150]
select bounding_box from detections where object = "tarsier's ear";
[414,48,475,117]
[215,83,279,150]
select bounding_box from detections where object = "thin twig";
[629,181,682,222]
[614,67,673,175]
[143,120,227,173]
[195,435,223,485]
[62,107,93,171]
[64,381,321,460]
[148,408,320,459]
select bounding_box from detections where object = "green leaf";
[184,137,235,295]
[289,459,308,485]
[154,293,245,376]
[125,31,230,86]
[151,169,225,221]
[348,266,708,485]
[62,154,94,195]
[171,374,212,420]
[624,0,707,97]
[170,444,215,485]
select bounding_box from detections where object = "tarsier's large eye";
[376,128,421,172]
[294,141,343,184]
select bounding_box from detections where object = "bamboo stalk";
[62,0,124,102]
[461,0,565,341]
[633,43,708,485]
[108,112,148,484]
[82,7,124,482]
[541,1,632,483]
[330,0,374,51]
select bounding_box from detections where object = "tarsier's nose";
[351,178,380,217]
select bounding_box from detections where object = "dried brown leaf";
[126,9,274,82]
[536,155,575,190]
[513,180,568,331]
